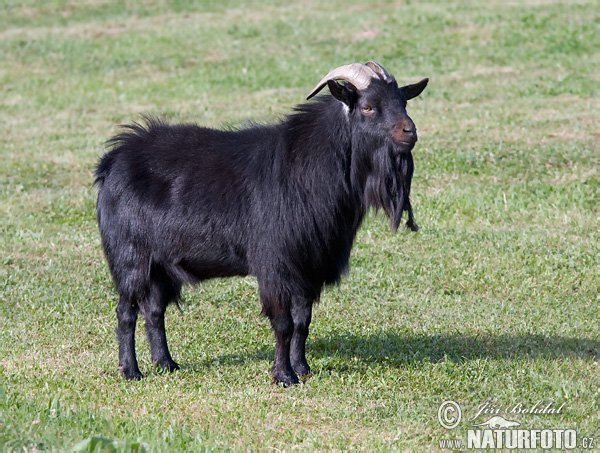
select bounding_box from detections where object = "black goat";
[95,61,428,385]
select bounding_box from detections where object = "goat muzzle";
[391,121,418,149]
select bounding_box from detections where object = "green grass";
[1,0,599,450]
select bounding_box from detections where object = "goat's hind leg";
[116,295,143,380]
[140,274,181,373]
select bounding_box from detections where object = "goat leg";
[264,297,298,385]
[116,296,143,380]
[290,297,312,376]
[140,288,179,373]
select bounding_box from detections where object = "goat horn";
[306,62,378,100]
[365,61,394,82]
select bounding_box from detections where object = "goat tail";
[94,115,167,187]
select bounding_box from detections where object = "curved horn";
[365,60,394,82]
[306,63,377,100]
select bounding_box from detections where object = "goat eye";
[361,106,373,114]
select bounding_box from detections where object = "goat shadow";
[182,331,599,372]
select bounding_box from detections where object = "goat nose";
[392,121,417,146]
[403,126,415,136]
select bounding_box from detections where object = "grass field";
[1,0,599,450]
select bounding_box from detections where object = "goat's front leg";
[261,291,298,385]
[140,288,179,373]
[270,312,298,385]
[290,297,313,377]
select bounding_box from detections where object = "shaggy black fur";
[95,74,428,385]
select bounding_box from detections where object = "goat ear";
[327,80,354,106]
[402,78,429,100]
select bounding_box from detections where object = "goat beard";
[364,144,417,232]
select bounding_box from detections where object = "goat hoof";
[154,358,180,372]
[292,361,311,377]
[121,366,144,381]
[272,368,299,386]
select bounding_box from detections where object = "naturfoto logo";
[437,400,594,450]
